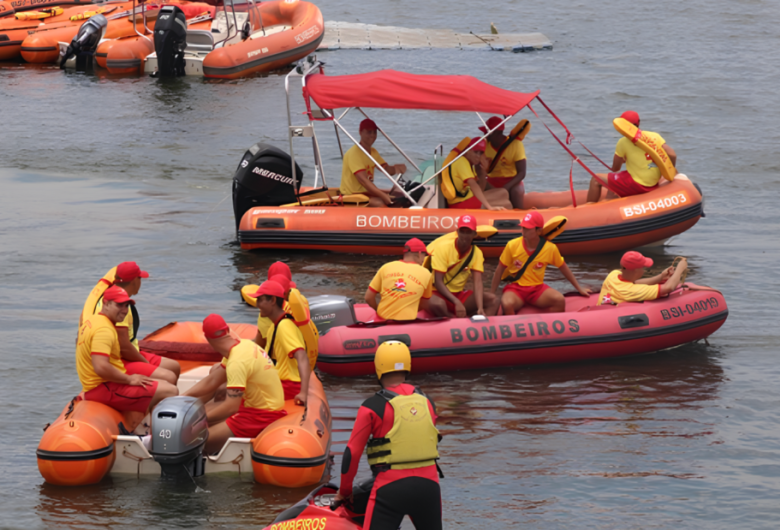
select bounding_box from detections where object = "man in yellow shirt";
[340,118,407,207]
[427,215,499,318]
[490,211,590,314]
[598,251,688,305]
[255,261,298,348]
[481,116,527,208]
[365,237,433,321]
[77,286,178,426]
[254,280,312,406]
[445,138,511,211]
[184,314,286,453]
[587,111,678,202]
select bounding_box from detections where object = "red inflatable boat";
[261,480,373,530]
[315,284,728,377]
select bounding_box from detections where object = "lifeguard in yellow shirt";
[481,116,527,208]
[598,251,688,305]
[340,118,407,207]
[490,211,590,314]
[365,237,433,321]
[445,138,512,211]
[587,110,678,202]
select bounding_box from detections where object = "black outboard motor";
[232,143,304,232]
[60,14,108,71]
[153,5,187,77]
[308,295,357,335]
[150,396,208,477]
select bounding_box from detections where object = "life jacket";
[439,137,472,201]
[366,388,440,471]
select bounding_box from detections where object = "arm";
[365,287,379,310]
[434,270,466,318]
[662,144,677,166]
[92,355,152,387]
[472,270,486,315]
[491,262,507,295]
[381,162,407,176]
[253,330,267,349]
[659,258,687,296]
[558,263,591,296]
[336,406,377,500]
[292,349,310,406]
[116,326,147,363]
[206,388,242,425]
[183,365,227,401]
[466,179,505,211]
[636,266,674,285]
[611,153,625,172]
[355,170,392,205]
[504,159,527,189]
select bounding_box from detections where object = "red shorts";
[281,380,301,400]
[488,177,525,190]
[431,289,473,314]
[226,403,287,438]
[448,194,482,209]
[84,380,158,413]
[503,283,550,305]
[124,361,157,377]
[608,170,658,197]
[140,350,162,366]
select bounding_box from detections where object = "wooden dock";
[317,21,553,52]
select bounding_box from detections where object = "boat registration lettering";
[450,319,580,343]
[294,24,321,44]
[661,297,719,320]
[357,214,457,230]
[621,192,688,219]
[269,517,328,530]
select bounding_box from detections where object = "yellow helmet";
[374,341,411,379]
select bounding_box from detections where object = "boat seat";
[186,29,214,54]
[211,11,249,46]
[415,184,437,209]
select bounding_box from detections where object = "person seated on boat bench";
[427,215,500,317]
[587,111,677,203]
[365,237,433,321]
[77,286,178,431]
[253,280,311,406]
[445,138,511,211]
[184,314,286,454]
[598,251,688,305]
[482,116,527,208]
[255,261,304,350]
[490,211,590,314]
[333,341,443,530]
[340,118,407,208]
[93,262,180,384]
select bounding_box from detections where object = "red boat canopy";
[304,69,540,115]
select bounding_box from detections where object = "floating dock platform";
[318,21,553,52]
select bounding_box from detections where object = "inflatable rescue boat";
[233,64,704,256]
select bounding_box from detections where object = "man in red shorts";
[444,137,511,211]
[183,314,286,454]
[427,215,500,318]
[77,286,178,429]
[587,110,678,202]
[489,211,590,314]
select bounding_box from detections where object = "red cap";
[267,261,295,288]
[115,261,149,282]
[103,285,134,305]
[621,251,653,270]
[478,116,506,134]
[621,110,640,126]
[457,214,477,231]
[203,314,229,340]
[268,274,291,293]
[403,237,429,254]
[467,137,487,153]
[520,211,544,229]
[359,118,378,132]
[251,280,285,299]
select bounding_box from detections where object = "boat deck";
[318,21,553,52]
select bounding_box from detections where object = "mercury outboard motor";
[60,14,108,71]
[150,396,208,477]
[153,5,187,77]
[232,143,304,231]
[308,295,357,335]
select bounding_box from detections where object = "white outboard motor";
[308,295,357,335]
[153,5,187,77]
[150,396,208,477]
[60,14,108,70]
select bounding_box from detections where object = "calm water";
[2,0,779,528]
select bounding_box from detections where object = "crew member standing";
[481,116,527,208]
[365,238,433,321]
[333,341,442,530]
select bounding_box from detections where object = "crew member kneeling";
[587,110,677,202]
[445,138,511,211]
[598,251,688,305]
[184,314,286,454]
[77,286,178,428]
[334,341,442,530]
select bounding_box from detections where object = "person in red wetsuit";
[333,341,442,530]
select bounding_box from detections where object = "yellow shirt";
[76,314,125,392]
[221,339,284,411]
[615,132,666,187]
[257,300,291,340]
[598,270,660,305]
[265,317,307,382]
[368,260,433,320]
[445,156,477,205]
[499,237,564,286]
[95,298,137,349]
[340,144,386,195]
[485,139,526,178]
[429,233,484,293]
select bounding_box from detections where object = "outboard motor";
[232,143,304,231]
[150,396,208,477]
[59,14,108,71]
[308,295,357,335]
[153,5,187,77]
